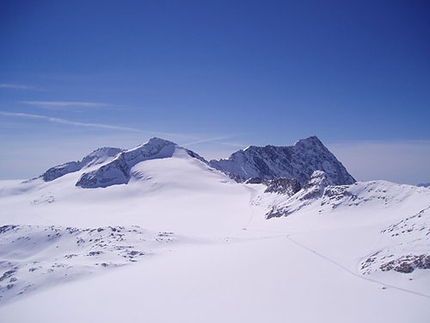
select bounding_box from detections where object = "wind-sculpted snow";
[209,136,355,186]
[76,138,204,188]
[0,224,177,304]
[41,147,123,182]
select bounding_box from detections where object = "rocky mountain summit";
[209,136,355,186]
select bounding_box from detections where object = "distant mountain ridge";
[38,136,355,189]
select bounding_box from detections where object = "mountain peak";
[146,137,176,147]
[293,135,323,147]
[76,138,180,188]
[209,136,355,186]
[131,137,177,152]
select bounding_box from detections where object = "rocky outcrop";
[264,178,301,196]
[265,170,333,219]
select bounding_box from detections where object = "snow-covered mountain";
[0,136,429,323]
[38,136,355,191]
[75,137,206,188]
[209,136,355,185]
[37,138,208,189]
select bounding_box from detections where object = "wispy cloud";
[0,84,34,90]
[0,111,143,132]
[0,110,243,163]
[21,101,110,108]
[0,110,237,147]
[182,135,235,147]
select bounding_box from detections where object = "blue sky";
[1,0,429,184]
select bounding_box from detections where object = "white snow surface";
[0,147,430,322]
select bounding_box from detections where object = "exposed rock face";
[42,147,123,182]
[379,254,430,273]
[264,178,301,196]
[265,170,333,219]
[209,136,355,186]
[299,170,333,200]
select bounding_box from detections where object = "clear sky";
[1,0,429,184]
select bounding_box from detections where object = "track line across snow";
[283,233,430,300]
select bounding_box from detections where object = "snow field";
[0,147,429,322]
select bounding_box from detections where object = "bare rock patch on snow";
[0,224,177,305]
[361,206,430,275]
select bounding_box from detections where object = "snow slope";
[0,137,429,322]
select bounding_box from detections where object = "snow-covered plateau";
[0,136,429,322]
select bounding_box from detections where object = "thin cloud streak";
[0,111,233,147]
[0,84,34,90]
[0,111,144,133]
[182,135,235,147]
[21,101,111,108]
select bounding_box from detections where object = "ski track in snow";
[242,185,259,230]
[244,226,430,300]
[283,233,430,300]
